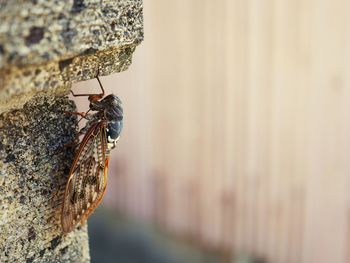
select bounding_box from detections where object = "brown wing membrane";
[61,121,110,234]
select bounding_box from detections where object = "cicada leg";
[70,76,105,99]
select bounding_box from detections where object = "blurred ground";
[88,207,226,263]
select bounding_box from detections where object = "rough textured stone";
[0,0,143,113]
[0,0,143,262]
[0,45,136,113]
[0,95,90,262]
[0,0,143,68]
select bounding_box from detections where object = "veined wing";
[61,121,110,234]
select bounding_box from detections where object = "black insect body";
[89,94,123,150]
[61,77,123,234]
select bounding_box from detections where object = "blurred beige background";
[74,0,350,262]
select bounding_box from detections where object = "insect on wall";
[61,76,123,234]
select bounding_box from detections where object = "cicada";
[61,76,123,234]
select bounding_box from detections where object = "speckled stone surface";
[0,0,143,113]
[0,0,143,262]
[0,0,143,68]
[0,45,136,113]
[0,95,90,262]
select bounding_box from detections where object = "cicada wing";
[61,122,110,234]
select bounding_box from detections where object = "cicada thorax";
[61,82,123,233]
